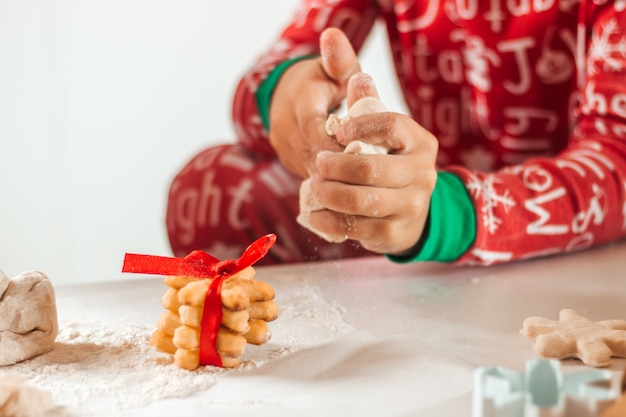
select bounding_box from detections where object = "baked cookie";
[123,234,278,370]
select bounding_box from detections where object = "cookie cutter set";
[473,359,625,417]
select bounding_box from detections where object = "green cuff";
[255,55,318,131]
[387,171,476,263]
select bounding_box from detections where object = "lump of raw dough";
[0,373,55,417]
[297,96,389,242]
[0,270,58,366]
[324,96,388,138]
[0,373,54,417]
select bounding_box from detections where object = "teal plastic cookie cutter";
[473,359,620,417]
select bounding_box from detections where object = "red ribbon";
[122,233,277,367]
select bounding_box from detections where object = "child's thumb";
[320,28,360,84]
[346,73,380,108]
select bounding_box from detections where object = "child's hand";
[268,28,360,179]
[306,74,439,256]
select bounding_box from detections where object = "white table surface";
[13,240,626,416]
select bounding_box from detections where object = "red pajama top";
[231,0,626,265]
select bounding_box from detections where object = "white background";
[0,0,405,285]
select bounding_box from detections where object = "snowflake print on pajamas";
[466,174,516,234]
[588,18,626,74]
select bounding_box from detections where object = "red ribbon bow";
[122,233,277,367]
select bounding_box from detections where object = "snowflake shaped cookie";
[520,309,626,367]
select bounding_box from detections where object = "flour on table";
[297,96,390,242]
[8,319,228,417]
[271,282,356,347]
[6,278,356,416]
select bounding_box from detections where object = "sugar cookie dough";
[0,270,58,366]
[297,96,389,242]
[0,373,54,417]
[520,309,626,367]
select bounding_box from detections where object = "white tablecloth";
[9,240,626,416]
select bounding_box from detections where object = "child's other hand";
[307,74,439,255]
[268,28,360,179]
